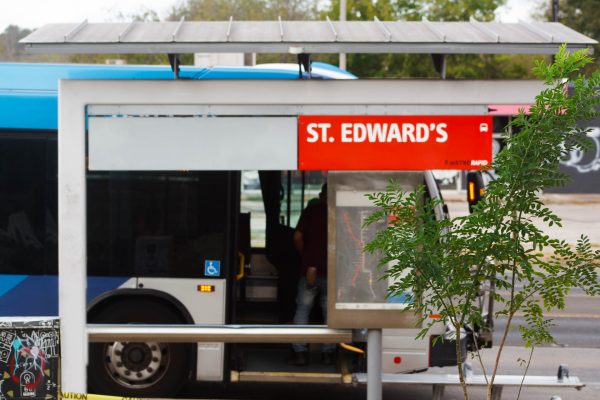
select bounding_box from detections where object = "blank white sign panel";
[88,116,297,170]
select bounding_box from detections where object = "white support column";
[367,329,382,400]
[58,80,88,393]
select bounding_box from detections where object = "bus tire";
[87,297,190,397]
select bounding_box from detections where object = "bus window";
[87,171,234,278]
[240,171,265,248]
[239,170,327,251]
[0,132,55,275]
[280,171,328,228]
[45,138,58,274]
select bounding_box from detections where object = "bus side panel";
[136,277,227,381]
[382,327,441,373]
[0,276,134,316]
[0,93,57,130]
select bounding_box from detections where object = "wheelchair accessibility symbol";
[204,260,221,277]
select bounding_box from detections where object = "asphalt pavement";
[443,191,600,246]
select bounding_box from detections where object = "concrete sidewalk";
[424,346,600,400]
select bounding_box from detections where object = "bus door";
[230,170,330,375]
[235,170,299,325]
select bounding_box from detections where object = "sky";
[1,0,540,32]
[0,0,182,31]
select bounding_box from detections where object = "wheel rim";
[103,341,170,389]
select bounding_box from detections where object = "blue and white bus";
[0,62,477,397]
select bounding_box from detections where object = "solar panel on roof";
[21,19,596,55]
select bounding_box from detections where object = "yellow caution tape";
[340,342,365,354]
[60,392,143,400]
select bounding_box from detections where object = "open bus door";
[230,171,339,378]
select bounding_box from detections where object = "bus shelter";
[22,19,596,398]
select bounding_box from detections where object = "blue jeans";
[292,277,335,353]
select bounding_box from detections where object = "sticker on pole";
[298,115,492,170]
[204,260,221,277]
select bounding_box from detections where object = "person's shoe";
[291,351,309,366]
[321,352,334,366]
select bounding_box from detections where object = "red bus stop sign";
[298,115,492,170]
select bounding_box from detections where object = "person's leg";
[318,278,336,356]
[292,277,317,355]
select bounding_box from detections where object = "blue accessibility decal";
[204,260,221,277]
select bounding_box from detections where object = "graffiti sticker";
[0,319,59,400]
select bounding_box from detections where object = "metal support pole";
[286,171,292,225]
[367,329,382,400]
[491,385,503,400]
[339,0,347,70]
[431,54,446,79]
[432,385,445,400]
[301,171,306,209]
[552,0,559,63]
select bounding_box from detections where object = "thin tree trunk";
[517,346,535,400]
[487,311,515,400]
[454,321,470,400]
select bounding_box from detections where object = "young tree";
[364,46,600,400]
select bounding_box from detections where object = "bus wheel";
[88,298,190,397]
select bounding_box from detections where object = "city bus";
[0,62,488,396]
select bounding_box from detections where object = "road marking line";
[499,313,600,319]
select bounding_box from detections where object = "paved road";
[444,192,600,246]
[494,293,600,349]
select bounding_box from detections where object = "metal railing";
[87,324,353,343]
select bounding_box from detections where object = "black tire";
[88,297,190,397]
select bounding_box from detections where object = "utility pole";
[339,0,346,70]
[552,0,558,63]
